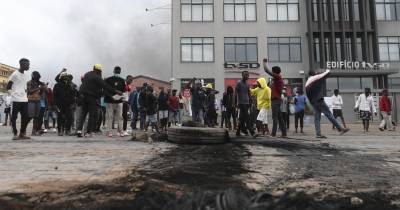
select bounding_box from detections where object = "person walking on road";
[262,59,287,138]
[379,89,394,132]
[331,89,347,130]
[235,71,258,138]
[305,69,350,138]
[7,58,31,140]
[27,71,47,136]
[354,88,377,133]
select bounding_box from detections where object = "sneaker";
[58,132,64,136]
[379,128,384,131]
[251,133,259,139]
[340,128,350,135]
[121,131,129,137]
[85,133,93,138]
[77,131,83,138]
[51,128,57,132]
[280,135,288,138]
[43,129,48,133]
[316,135,327,139]
[12,135,20,140]
[108,133,113,138]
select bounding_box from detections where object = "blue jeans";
[139,109,146,130]
[192,108,204,124]
[312,101,343,136]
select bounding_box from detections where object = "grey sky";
[0,0,171,85]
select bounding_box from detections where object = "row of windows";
[180,36,400,63]
[181,0,300,22]
[180,36,302,63]
[181,0,400,22]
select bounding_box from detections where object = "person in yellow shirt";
[251,77,271,136]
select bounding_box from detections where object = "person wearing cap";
[204,83,216,127]
[76,64,122,138]
[104,66,126,137]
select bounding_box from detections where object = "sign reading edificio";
[326,61,390,69]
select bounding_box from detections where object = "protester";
[27,71,47,136]
[44,88,57,132]
[53,73,77,136]
[280,90,289,131]
[7,58,30,140]
[38,83,48,133]
[168,89,179,127]
[3,93,12,126]
[354,88,377,132]
[104,66,126,137]
[331,89,347,129]
[186,78,206,124]
[144,86,159,132]
[158,86,169,131]
[122,75,134,136]
[379,89,393,131]
[138,85,147,130]
[129,87,140,130]
[178,92,185,125]
[235,71,257,138]
[294,88,307,133]
[205,84,216,127]
[250,77,271,136]
[76,64,121,138]
[220,98,227,129]
[97,96,107,133]
[222,86,236,130]
[263,59,287,138]
[305,69,350,138]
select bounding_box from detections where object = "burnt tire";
[167,126,229,145]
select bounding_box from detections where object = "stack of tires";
[167,126,229,145]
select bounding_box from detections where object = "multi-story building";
[172,0,400,123]
[0,63,17,91]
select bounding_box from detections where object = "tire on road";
[167,126,229,145]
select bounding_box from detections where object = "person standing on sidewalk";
[3,92,12,126]
[138,85,147,130]
[77,64,122,138]
[27,71,47,136]
[222,86,236,131]
[294,88,307,133]
[158,86,169,131]
[379,89,394,131]
[331,89,347,130]
[129,87,140,130]
[354,88,377,133]
[186,78,206,124]
[305,69,350,138]
[262,59,287,138]
[235,71,257,138]
[7,58,31,140]
[168,89,179,127]
[103,66,126,137]
[250,77,271,136]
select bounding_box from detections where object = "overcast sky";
[0,0,171,86]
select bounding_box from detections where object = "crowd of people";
[2,58,397,140]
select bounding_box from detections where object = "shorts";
[28,101,41,118]
[256,108,269,124]
[4,107,11,114]
[159,110,168,119]
[359,110,372,121]
[147,114,157,123]
[332,109,343,118]
[169,111,178,122]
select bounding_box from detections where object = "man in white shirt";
[7,58,31,140]
[331,89,347,129]
[354,88,377,132]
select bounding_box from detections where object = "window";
[389,78,400,89]
[356,37,363,60]
[339,77,361,89]
[267,37,301,62]
[266,0,299,21]
[181,38,214,62]
[326,77,339,95]
[344,37,353,61]
[354,0,360,21]
[379,36,400,61]
[314,37,321,62]
[224,37,258,62]
[376,0,400,21]
[224,0,256,21]
[312,0,328,21]
[181,0,214,22]
[336,38,342,60]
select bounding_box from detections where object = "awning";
[326,68,399,76]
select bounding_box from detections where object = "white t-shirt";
[9,70,28,103]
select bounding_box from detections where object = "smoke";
[0,0,171,86]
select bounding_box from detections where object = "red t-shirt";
[271,73,284,100]
[168,96,179,111]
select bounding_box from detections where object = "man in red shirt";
[263,58,287,138]
[168,89,180,127]
[379,89,394,131]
